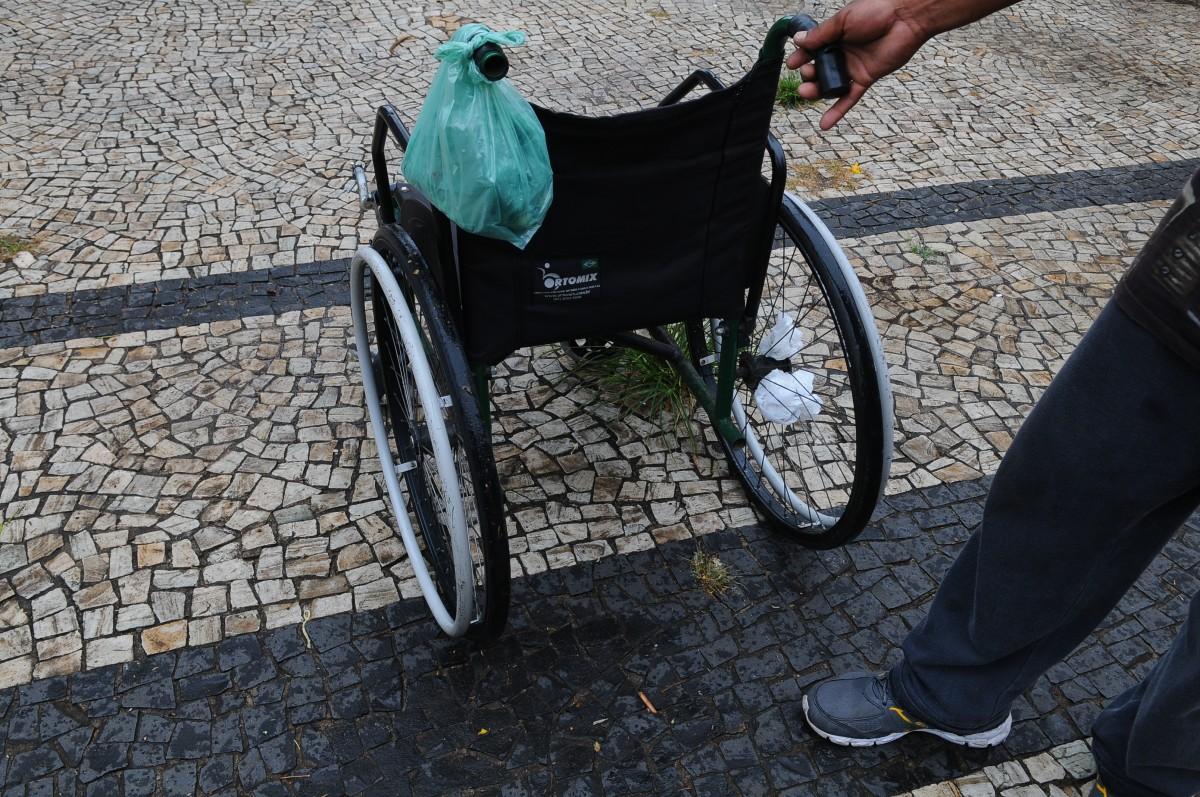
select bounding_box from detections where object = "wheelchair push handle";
[786,14,852,99]
[785,14,852,99]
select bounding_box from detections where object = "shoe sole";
[801,695,1012,749]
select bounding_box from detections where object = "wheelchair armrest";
[659,69,727,106]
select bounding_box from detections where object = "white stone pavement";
[1,0,1197,295]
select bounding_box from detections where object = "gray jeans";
[889,302,1200,797]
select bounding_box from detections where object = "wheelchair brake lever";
[788,14,852,99]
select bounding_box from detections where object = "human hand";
[786,0,932,130]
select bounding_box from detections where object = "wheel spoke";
[700,208,884,545]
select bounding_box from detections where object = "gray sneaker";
[802,672,1012,748]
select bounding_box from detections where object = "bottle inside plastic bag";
[401,24,554,250]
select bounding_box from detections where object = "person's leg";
[889,301,1200,732]
[1090,590,1200,797]
[803,302,1200,746]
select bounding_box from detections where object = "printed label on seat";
[532,258,601,303]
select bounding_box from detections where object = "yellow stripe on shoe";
[888,706,926,728]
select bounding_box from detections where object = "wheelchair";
[347,15,894,641]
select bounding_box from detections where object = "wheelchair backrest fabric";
[456,52,785,366]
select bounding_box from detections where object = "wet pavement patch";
[0,477,1195,796]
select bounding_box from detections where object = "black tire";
[688,196,890,549]
[367,224,510,640]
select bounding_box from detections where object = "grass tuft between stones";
[568,324,698,446]
[776,73,815,109]
[908,240,943,263]
[0,233,32,259]
[786,159,867,193]
[691,548,735,597]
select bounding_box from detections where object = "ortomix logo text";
[540,265,598,291]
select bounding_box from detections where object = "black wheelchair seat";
[456,51,784,365]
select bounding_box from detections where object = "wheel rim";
[351,245,474,636]
[706,210,878,537]
[385,265,492,630]
[375,293,458,606]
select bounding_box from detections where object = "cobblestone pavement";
[0,485,1195,796]
[4,158,1198,350]
[0,206,1181,685]
[3,0,1200,793]
[2,0,1198,294]
[895,740,1101,797]
[3,201,1198,791]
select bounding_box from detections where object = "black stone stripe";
[812,157,1198,237]
[0,259,352,348]
[1,476,1194,796]
[3,157,1197,349]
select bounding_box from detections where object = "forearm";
[788,0,1025,129]
[903,0,1021,38]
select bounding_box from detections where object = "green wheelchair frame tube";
[760,16,798,60]
[710,319,744,446]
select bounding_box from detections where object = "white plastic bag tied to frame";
[752,312,823,425]
[757,311,806,360]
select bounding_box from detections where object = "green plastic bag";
[402,24,553,250]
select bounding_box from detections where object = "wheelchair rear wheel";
[689,193,893,549]
[350,226,509,640]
